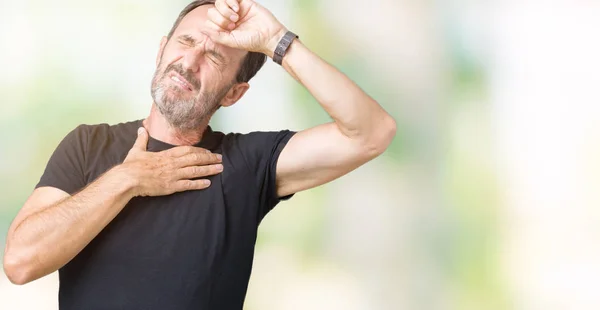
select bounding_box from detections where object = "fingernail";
[228,23,236,30]
[232,5,239,12]
[137,127,144,135]
[216,164,223,172]
[230,14,239,22]
[216,154,223,160]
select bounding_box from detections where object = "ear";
[221,83,250,107]
[156,36,168,67]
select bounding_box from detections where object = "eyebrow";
[177,34,227,63]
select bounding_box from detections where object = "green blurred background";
[2,0,600,309]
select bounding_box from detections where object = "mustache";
[163,63,201,90]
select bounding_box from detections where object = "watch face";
[275,45,285,56]
[274,31,297,64]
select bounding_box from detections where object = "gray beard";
[150,69,231,131]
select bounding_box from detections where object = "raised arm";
[203,0,396,197]
[272,40,396,197]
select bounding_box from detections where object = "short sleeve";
[35,125,88,195]
[233,130,296,219]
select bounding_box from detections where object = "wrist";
[107,164,140,199]
[264,28,288,58]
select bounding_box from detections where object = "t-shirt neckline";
[137,119,220,152]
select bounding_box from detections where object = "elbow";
[366,115,397,157]
[3,248,36,285]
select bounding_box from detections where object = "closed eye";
[207,55,220,65]
[207,50,226,65]
[177,35,196,47]
[174,34,227,66]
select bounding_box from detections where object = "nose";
[182,49,201,73]
[181,34,210,73]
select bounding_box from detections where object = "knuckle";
[170,157,181,168]
[165,161,175,171]
[197,166,208,176]
[162,180,172,191]
[162,148,174,157]
[165,148,178,158]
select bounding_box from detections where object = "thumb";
[131,127,149,152]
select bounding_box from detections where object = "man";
[3,0,396,309]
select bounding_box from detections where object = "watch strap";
[273,31,298,65]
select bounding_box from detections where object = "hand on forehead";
[173,4,246,58]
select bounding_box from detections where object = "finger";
[202,20,239,47]
[176,151,223,167]
[163,145,210,157]
[202,24,234,47]
[174,179,212,192]
[207,7,236,31]
[177,164,224,179]
[225,0,240,13]
[131,127,149,152]
[215,0,239,22]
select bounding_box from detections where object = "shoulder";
[60,119,141,157]
[219,130,296,146]
[81,119,140,139]
[217,129,296,167]
[217,130,295,155]
[63,120,141,146]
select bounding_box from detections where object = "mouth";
[167,71,194,92]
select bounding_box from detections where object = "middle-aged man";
[4,0,396,309]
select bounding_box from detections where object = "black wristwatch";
[273,31,298,65]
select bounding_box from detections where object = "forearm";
[279,39,395,147]
[7,166,135,283]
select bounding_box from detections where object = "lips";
[167,71,194,91]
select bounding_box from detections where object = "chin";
[163,88,196,103]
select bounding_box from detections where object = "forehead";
[172,5,246,60]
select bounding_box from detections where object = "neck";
[143,104,210,146]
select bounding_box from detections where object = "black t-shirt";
[35,119,296,310]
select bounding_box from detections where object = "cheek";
[195,64,220,87]
[158,47,182,69]
[209,64,236,86]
